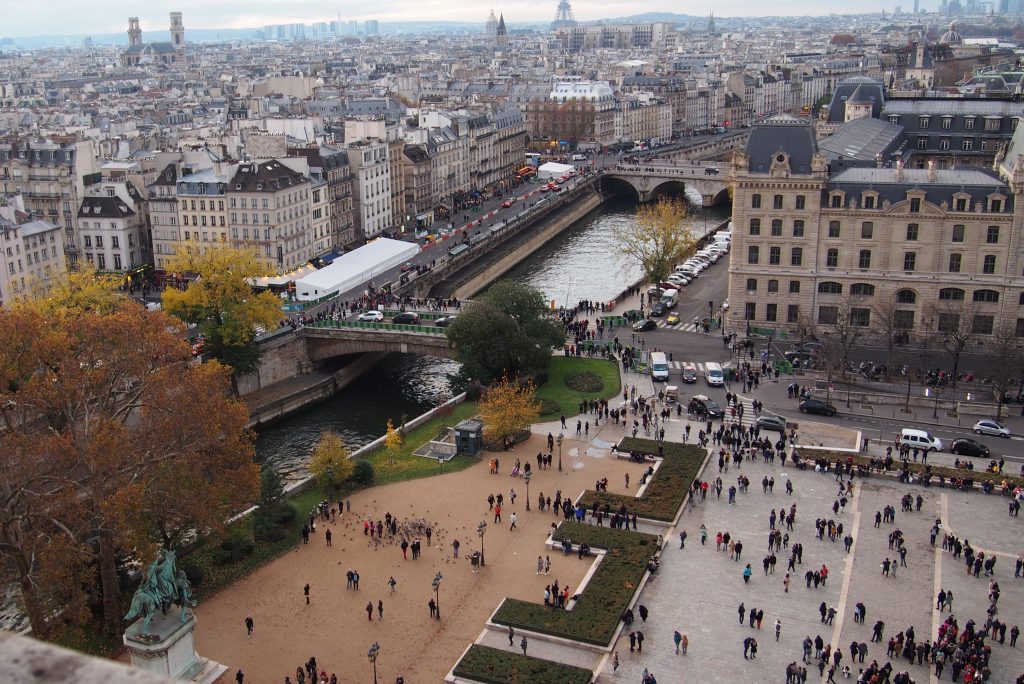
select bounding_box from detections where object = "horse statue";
[125,548,196,637]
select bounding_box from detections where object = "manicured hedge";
[452,645,593,684]
[812,450,1024,490]
[491,522,657,645]
[578,438,705,522]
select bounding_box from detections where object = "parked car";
[358,310,384,322]
[973,420,1010,437]
[704,167,720,175]
[435,315,457,327]
[391,312,420,325]
[784,350,815,364]
[756,415,788,433]
[950,438,990,457]
[399,262,416,272]
[633,319,658,332]
[799,398,837,416]
[501,199,514,208]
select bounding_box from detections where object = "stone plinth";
[124,612,225,684]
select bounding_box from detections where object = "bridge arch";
[646,179,689,202]
[599,176,640,201]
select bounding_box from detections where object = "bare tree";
[986,323,1024,420]
[872,294,911,383]
[928,301,977,389]
[825,297,867,407]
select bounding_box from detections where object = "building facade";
[77,180,148,273]
[0,194,66,307]
[227,160,313,271]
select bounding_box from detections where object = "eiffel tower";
[551,0,577,30]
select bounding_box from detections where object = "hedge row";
[490,522,658,645]
[578,438,705,522]
[812,450,1024,490]
[451,645,593,684]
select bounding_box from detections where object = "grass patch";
[491,522,657,646]
[811,450,1024,490]
[359,401,479,485]
[452,645,593,684]
[536,357,620,418]
[565,370,604,393]
[579,438,705,522]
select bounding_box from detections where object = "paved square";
[602,452,1024,683]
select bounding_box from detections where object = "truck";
[660,288,679,308]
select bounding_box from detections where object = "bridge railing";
[304,318,447,336]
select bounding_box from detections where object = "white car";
[358,310,384,322]
[667,275,689,286]
[973,420,1010,438]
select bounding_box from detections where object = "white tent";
[295,238,418,301]
[536,161,574,180]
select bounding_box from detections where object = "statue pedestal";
[124,612,225,684]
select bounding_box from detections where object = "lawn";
[452,645,593,684]
[535,356,621,419]
[578,438,705,522]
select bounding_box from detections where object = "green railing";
[304,319,447,336]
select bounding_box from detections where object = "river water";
[254,193,729,480]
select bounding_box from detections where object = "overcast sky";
[9,0,895,37]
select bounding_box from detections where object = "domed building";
[485,10,498,36]
[939,21,962,45]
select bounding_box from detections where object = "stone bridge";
[601,163,732,205]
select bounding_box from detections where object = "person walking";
[244,615,254,637]
[674,630,683,654]
[235,670,244,684]
[388,576,397,593]
[520,636,528,655]
[510,512,517,530]
[325,529,332,547]
[636,630,645,653]
[304,584,310,605]
[366,601,373,621]
[775,619,782,642]
[508,625,515,647]
[377,600,384,620]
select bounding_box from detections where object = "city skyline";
[8,0,934,39]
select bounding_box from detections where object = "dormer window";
[862,192,877,209]
[990,198,1003,213]
[964,117,975,130]
[829,192,844,208]
[919,117,930,129]
[909,198,921,213]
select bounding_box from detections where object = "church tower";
[169,12,185,55]
[496,14,508,51]
[127,17,142,47]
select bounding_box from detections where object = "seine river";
[253,193,729,480]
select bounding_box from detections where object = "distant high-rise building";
[551,0,577,30]
[348,20,359,35]
[365,20,379,35]
[913,0,920,13]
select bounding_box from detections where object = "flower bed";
[451,645,593,684]
[490,522,657,646]
[578,438,705,522]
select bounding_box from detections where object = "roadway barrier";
[304,318,447,335]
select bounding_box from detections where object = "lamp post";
[524,470,532,511]
[477,520,487,567]
[432,571,443,620]
[367,642,380,684]
[557,433,563,472]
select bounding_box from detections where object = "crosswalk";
[655,318,715,333]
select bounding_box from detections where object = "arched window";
[850,283,875,296]
[818,282,843,295]
[972,289,1000,303]
[895,289,917,304]
[938,288,965,301]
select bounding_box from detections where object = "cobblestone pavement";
[600,455,1024,684]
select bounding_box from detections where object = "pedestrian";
[775,619,782,642]
[629,631,637,652]
[738,602,746,624]
[366,601,373,621]
[244,615,254,637]
[679,530,687,549]
[325,529,332,546]
[304,583,310,605]
[636,630,645,652]
[674,630,682,654]
[680,633,688,654]
[613,652,619,672]
[453,539,460,558]
[508,625,515,647]
[388,576,397,593]
[235,670,244,684]
[638,605,649,622]
[521,636,528,655]
[428,598,436,619]
[377,600,384,619]
[510,512,517,530]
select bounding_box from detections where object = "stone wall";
[236,329,313,396]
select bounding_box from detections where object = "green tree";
[309,431,354,491]
[445,281,563,384]
[161,246,284,382]
[615,197,696,286]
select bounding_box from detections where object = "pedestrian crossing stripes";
[655,319,711,333]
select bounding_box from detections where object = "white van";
[899,428,943,452]
[650,351,669,381]
[661,288,679,308]
[705,362,724,386]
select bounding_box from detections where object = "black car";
[391,312,420,325]
[689,396,724,419]
[784,350,815,364]
[650,302,667,317]
[755,415,787,433]
[633,319,657,332]
[435,315,457,327]
[799,398,837,416]
[950,438,990,458]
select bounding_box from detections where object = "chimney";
[927,159,937,182]
[895,159,904,183]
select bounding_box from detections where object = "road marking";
[929,494,947,684]
[826,482,862,663]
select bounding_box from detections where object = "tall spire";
[707,12,716,34]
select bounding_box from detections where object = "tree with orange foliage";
[478,375,542,446]
[0,302,258,639]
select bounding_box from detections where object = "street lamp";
[477,520,487,567]
[524,470,532,511]
[367,642,380,684]
[557,433,563,472]
[432,572,443,620]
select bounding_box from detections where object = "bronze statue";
[124,549,196,638]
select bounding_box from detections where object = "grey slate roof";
[827,166,1012,212]
[825,77,885,124]
[744,114,817,174]
[819,117,905,163]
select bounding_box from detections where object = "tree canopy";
[478,375,542,443]
[162,246,284,377]
[309,431,354,491]
[0,301,258,639]
[615,197,696,286]
[445,281,563,384]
